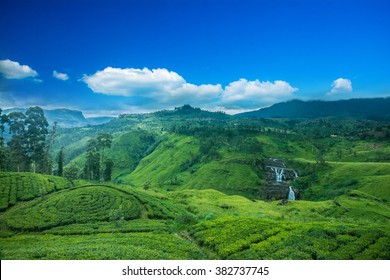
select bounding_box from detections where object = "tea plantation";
[1,171,389,259]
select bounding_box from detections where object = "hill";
[235,98,390,119]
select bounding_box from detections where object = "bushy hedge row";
[129,189,190,220]
[0,232,207,259]
[0,172,70,211]
[191,217,390,259]
[5,186,142,231]
[43,219,168,235]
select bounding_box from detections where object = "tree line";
[0,107,55,173]
[82,133,113,181]
[0,107,114,182]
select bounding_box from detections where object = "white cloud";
[82,67,222,106]
[53,70,69,81]
[328,78,352,95]
[82,66,298,112]
[82,67,185,96]
[0,59,38,79]
[221,79,298,109]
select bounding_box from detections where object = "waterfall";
[293,170,298,178]
[288,186,295,201]
[271,167,284,182]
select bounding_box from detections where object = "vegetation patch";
[191,217,390,260]
[4,185,142,231]
[0,172,70,211]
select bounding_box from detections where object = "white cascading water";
[288,186,296,200]
[270,167,284,182]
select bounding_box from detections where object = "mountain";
[235,98,390,119]
[3,108,113,128]
[86,116,114,126]
[43,109,89,127]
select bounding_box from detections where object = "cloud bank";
[0,59,38,79]
[328,78,352,95]
[53,70,69,81]
[222,79,298,109]
[82,67,298,112]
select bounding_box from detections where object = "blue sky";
[0,0,389,116]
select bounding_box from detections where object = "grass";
[121,134,200,187]
[182,160,263,198]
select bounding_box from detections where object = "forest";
[0,103,389,259]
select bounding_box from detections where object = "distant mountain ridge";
[3,108,113,128]
[235,98,390,119]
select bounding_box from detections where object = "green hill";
[0,172,70,211]
[235,98,390,119]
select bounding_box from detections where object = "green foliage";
[191,217,390,259]
[4,185,142,231]
[1,107,389,260]
[43,219,169,235]
[0,172,70,211]
[56,148,64,176]
[103,158,114,182]
[83,139,100,180]
[24,107,49,173]
[0,232,206,260]
[292,160,390,201]
[63,163,79,182]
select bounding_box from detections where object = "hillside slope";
[236,98,390,119]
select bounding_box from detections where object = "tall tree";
[0,108,9,147]
[0,109,9,171]
[56,147,64,177]
[42,122,57,174]
[7,112,28,172]
[103,158,114,182]
[97,133,113,180]
[24,107,49,173]
[84,139,100,180]
[64,163,79,183]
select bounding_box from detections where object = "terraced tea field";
[0,172,70,211]
[1,171,389,260]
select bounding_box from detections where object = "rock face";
[264,158,298,200]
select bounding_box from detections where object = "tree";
[0,146,10,171]
[24,107,49,173]
[336,148,343,160]
[64,163,79,183]
[84,139,100,180]
[97,133,113,180]
[103,158,114,182]
[316,150,326,165]
[42,122,57,174]
[7,111,28,172]
[56,148,64,177]
[0,108,9,147]
[0,109,9,171]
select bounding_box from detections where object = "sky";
[0,0,389,116]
